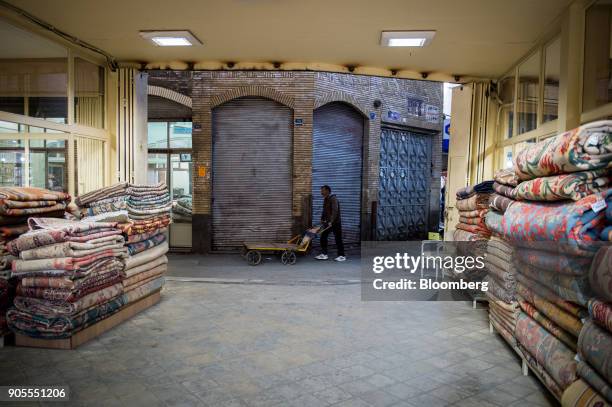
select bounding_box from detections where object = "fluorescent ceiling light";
[139,30,202,47]
[381,31,435,47]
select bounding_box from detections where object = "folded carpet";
[514,169,610,202]
[500,189,611,256]
[514,120,612,181]
[494,168,520,187]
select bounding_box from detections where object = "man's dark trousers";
[320,222,345,257]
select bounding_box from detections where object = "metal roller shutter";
[212,97,293,250]
[377,126,432,240]
[312,102,364,246]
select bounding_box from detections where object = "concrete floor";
[0,256,557,407]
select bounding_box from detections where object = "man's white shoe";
[334,256,346,262]
[315,254,328,260]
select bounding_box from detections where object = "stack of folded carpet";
[490,169,518,214]
[0,187,70,335]
[79,183,170,305]
[496,120,612,400]
[6,218,127,339]
[172,197,192,222]
[121,183,170,304]
[570,232,612,405]
[75,182,130,218]
[454,180,494,242]
[482,230,520,344]
[450,181,494,294]
[484,170,520,334]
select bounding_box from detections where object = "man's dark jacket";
[321,194,341,225]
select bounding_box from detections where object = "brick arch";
[148,85,192,108]
[314,91,369,118]
[210,86,295,109]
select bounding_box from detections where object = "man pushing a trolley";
[315,185,346,262]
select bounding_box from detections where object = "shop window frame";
[0,16,109,139]
[147,120,193,200]
[0,123,108,196]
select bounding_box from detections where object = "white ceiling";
[3,0,573,78]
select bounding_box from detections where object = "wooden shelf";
[15,290,161,350]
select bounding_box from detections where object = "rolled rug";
[515,311,578,391]
[514,247,593,276]
[516,272,586,319]
[516,281,583,338]
[588,299,612,333]
[518,297,577,351]
[561,379,610,407]
[516,342,565,399]
[577,358,612,403]
[589,246,612,303]
[578,320,612,384]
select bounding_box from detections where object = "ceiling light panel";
[380,31,435,47]
[139,30,202,47]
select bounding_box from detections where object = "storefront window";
[0,148,25,187]
[29,140,68,192]
[583,1,612,112]
[148,122,168,148]
[499,76,515,139]
[170,122,192,148]
[148,121,193,247]
[543,37,560,123]
[74,57,105,128]
[147,153,168,185]
[171,154,192,197]
[514,139,536,157]
[517,52,540,134]
[0,20,68,123]
[502,145,513,169]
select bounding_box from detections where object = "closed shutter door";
[377,127,432,240]
[312,102,363,246]
[212,97,293,250]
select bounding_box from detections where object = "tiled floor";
[1,281,556,407]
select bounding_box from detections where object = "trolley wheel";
[282,251,297,265]
[246,250,262,266]
[287,251,297,265]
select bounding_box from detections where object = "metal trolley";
[242,224,330,266]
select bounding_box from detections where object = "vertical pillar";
[558,1,585,132]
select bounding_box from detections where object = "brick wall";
[147,70,443,252]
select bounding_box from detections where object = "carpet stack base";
[489,318,563,403]
[14,290,160,350]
